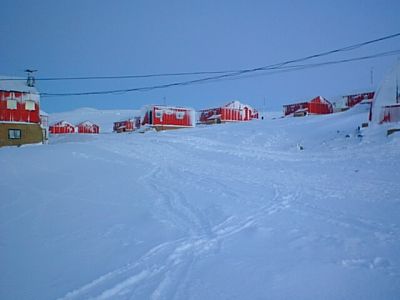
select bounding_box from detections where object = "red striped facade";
[142,105,195,130]
[284,96,333,116]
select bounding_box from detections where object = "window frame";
[176,111,185,120]
[8,129,22,140]
[25,100,36,111]
[6,99,17,110]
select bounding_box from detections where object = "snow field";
[1,105,400,299]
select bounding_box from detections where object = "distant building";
[198,101,258,124]
[343,92,375,108]
[77,121,100,134]
[283,96,333,117]
[49,121,76,134]
[0,75,47,147]
[141,105,195,131]
[113,118,136,133]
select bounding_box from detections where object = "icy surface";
[1,105,400,299]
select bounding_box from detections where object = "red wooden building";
[198,101,259,124]
[113,118,136,133]
[77,121,100,134]
[283,96,333,116]
[49,121,76,134]
[141,105,195,130]
[343,92,375,108]
[0,76,46,147]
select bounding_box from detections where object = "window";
[7,99,17,109]
[155,110,163,118]
[25,100,35,111]
[176,111,185,119]
[8,129,21,139]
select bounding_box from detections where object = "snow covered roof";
[224,100,253,110]
[51,120,75,127]
[114,117,135,123]
[145,104,193,110]
[77,120,98,127]
[0,75,38,94]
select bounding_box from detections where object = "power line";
[0,70,240,81]
[41,49,400,97]
[206,50,400,83]
[4,31,400,85]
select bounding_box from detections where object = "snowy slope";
[1,105,400,300]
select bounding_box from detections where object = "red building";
[77,121,99,134]
[283,96,333,116]
[49,121,76,134]
[113,118,135,133]
[0,76,46,147]
[141,105,195,130]
[343,92,375,108]
[198,101,258,124]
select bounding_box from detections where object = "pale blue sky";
[1,0,400,112]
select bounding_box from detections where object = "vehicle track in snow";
[57,136,303,299]
[58,131,400,299]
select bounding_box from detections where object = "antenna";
[25,69,37,87]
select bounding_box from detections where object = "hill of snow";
[1,105,400,299]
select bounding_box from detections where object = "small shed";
[49,121,76,134]
[77,121,99,134]
[283,96,333,116]
[141,105,195,131]
[371,62,400,124]
[198,100,258,124]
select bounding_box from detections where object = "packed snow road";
[1,108,400,299]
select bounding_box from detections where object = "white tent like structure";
[371,62,400,124]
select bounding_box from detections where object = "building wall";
[0,123,44,147]
[283,102,309,116]
[151,106,194,128]
[78,125,99,133]
[0,91,40,123]
[49,125,75,134]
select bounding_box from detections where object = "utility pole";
[25,69,37,87]
[370,67,374,87]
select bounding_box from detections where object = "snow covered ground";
[1,104,400,299]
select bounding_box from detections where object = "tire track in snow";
[58,136,305,299]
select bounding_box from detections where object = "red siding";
[283,102,308,116]
[200,105,258,123]
[77,123,99,134]
[284,97,333,116]
[308,97,333,114]
[143,106,194,128]
[113,120,134,132]
[345,92,375,107]
[0,91,40,123]
[49,122,75,134]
